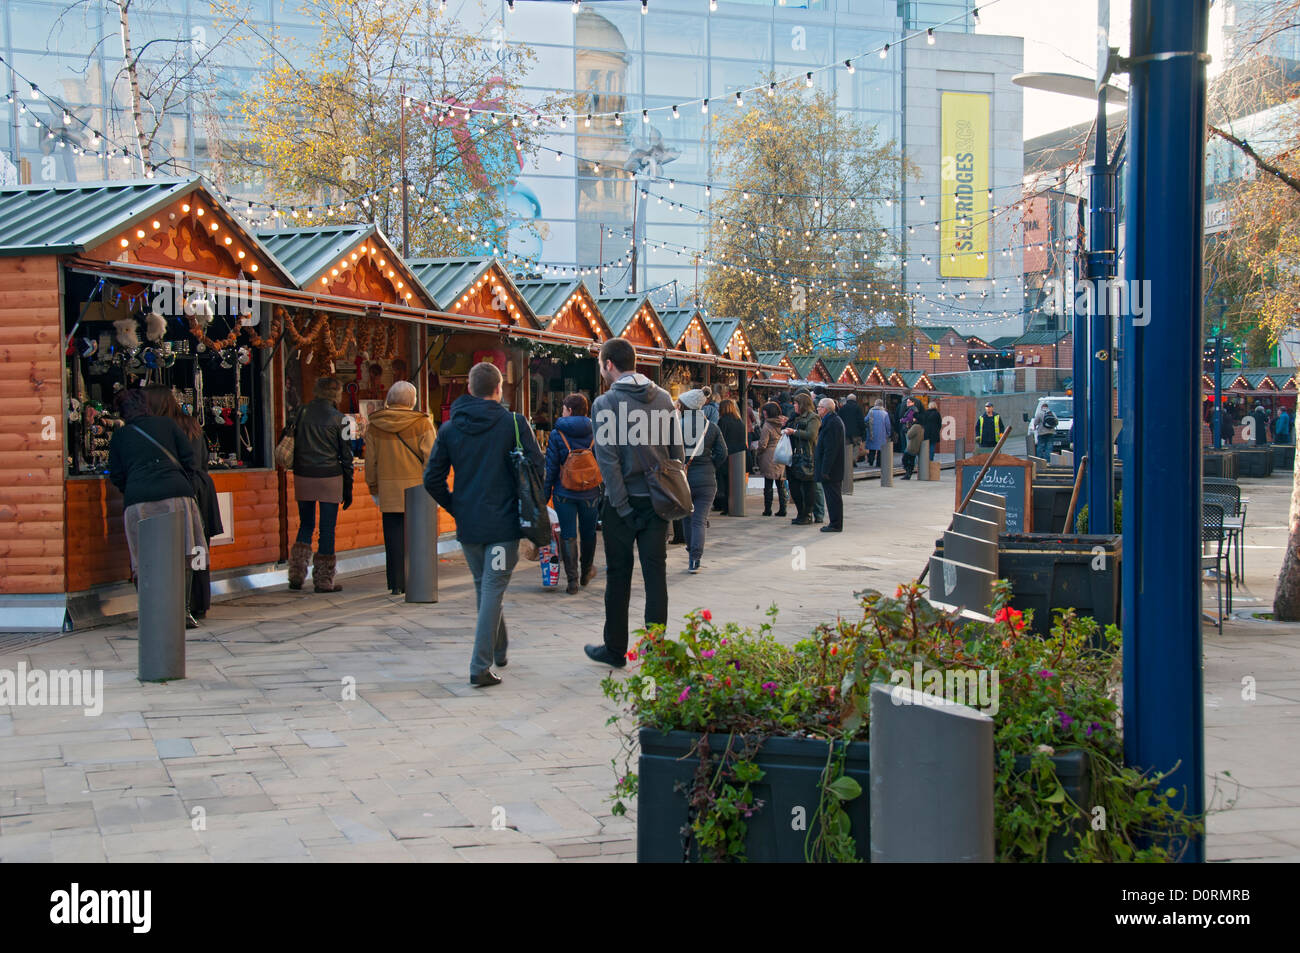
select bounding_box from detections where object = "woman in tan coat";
[365,381,436,595]
[754,401,788,517]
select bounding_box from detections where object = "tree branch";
[1209,123,1300,194]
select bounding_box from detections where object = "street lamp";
[1012,71,1128,534]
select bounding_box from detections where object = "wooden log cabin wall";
[0,176,764,629]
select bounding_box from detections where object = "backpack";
[557,431,604,492]
[1042,410,1057,429]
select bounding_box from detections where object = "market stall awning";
[407,257,561,341]
[256,223,436,309]
[787,354,832,383]
[513,277,611,344]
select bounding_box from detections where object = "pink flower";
[762,681,777,694]
[677,686,691,703]
[701,649,715,659]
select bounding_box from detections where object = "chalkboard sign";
[956,454,1034,533]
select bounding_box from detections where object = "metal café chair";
[1203,478,1246,583]
[1202,501,1232,635]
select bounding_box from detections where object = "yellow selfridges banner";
[940,91,990,279]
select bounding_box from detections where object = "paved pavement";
[1,471,1297,862]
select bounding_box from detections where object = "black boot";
[669,518,686,545]
[776,481,788,517]
[561,538,580,594]
[763,484,773,516]
[579,533,597,587]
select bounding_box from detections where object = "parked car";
[1025,396,1074,454]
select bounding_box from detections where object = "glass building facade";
[2,0,1024,327]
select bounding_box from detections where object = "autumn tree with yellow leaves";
[226,0,573,256]
[699,80,914,354]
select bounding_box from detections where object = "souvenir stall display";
[63,272,268,476]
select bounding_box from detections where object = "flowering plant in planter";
[603,581,1202,862]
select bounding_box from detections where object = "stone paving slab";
[1,474,1298,861]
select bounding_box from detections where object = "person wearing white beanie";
[677,387,727,573]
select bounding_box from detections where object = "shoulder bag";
[631,440,693,522]
[274,406,304,470]
[126,423,224,537]
[512,414,554,546]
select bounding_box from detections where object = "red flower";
[829,644,839,656]
[626,650,638,662]
[724,677,732,687]
[701,609,712,622]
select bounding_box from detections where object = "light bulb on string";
[927,27,935,44]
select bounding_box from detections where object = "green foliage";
[1075,494,1122,533]
[603,582,1201,862]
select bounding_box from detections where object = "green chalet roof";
[988,335,1020,349]
[255,223,433,307]
[405,256,492,311]
[914,325,962,344]
[704,318,742,353]
[513,277,585,318]
[594,293,647,337]
[657,307,717,352]
[0,176,290,284]
[895,369,928,388]
[787,354,824,379]
[756,350,790,368]
[817,354,855,382]
[854,360,880,381]
[1014,329,1071,346]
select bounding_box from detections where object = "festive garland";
[188,305,402,366]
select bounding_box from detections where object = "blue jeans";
[553,496,598,543]
[813,482,825,521]
[296,501,338,555]
[682,482,717,562]
[460,540,519,676]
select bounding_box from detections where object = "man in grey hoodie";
[584,338,684,667]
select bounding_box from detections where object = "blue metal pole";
[1122,0,1209,862]
[1072,210,1088,479]
[1087,129,1117,533]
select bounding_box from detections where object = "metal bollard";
[870,682,994,862]
[880,443,893,487]
[918,441,931,480]
[727,452,747,517]
[954,437,965,462]
[404,485,439,603]
[842,441,854,496]
[138,510,185,681]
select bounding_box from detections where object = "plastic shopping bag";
[774,433,793,466]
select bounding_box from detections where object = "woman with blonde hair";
[365,380,436,595]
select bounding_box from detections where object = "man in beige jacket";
[365,381,436,594]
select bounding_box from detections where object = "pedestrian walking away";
[1275,406,1292,445]
[288,377,354,594]
[424,361,544,687]
[783,391,820,525]
[755,401,788,516]
[840,393,866,464]
[1032,400,1056,460]
[975,401,1005,449]
[815,397,845,532]
[585,339,684,668]
[678,388,728,573]
[542,392,603,594]
[365,381,436,595]
[865,398,892,467]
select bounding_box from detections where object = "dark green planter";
[1203,449,1237,479]
[1235,447,1273,478]
[636,728,1092,862]
[995,534,1121,641]
[1271,444,1294,472]
[636,728,870,863]
[1010,748,1091,862]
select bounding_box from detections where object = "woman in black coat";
[108,386,205,628]
[145,385,223,621]
[713,398,747,515]
[288,377,354,593]
[678,389,728,574]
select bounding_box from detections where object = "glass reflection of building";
[3,0,1010,320]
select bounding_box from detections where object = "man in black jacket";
[425,361,544,688]
[814,397,845,532]
[922,401,942,462]
[840,393,866,464]
[585,339,684,667]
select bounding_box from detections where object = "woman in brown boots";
[287,377,353,592]
[364,381,436,595]
[755,401,788,516]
